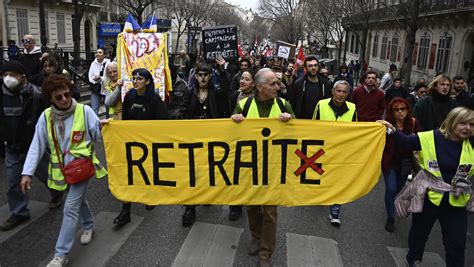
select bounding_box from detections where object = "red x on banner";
[294,148,325,176]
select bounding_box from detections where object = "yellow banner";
[102,119,386,206]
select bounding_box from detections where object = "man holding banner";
[312,80,357,226]
[231,68,294,267]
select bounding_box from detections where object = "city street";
[0,141,473,266]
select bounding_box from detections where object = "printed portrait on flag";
[116,15,172,101]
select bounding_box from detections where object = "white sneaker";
[47,256,69,267]
[80,228,94,245]
[329,214,341,226]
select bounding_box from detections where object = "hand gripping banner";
[102,119,386,206]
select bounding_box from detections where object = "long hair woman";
[382,97,419,232]
[378,107,473,266]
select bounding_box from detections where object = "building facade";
[344,0,474,85]
[1,0,102,55]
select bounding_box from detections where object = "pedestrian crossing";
[0,201,449,266]
[0,200,49,243]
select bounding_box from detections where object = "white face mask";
[3,75,20,90]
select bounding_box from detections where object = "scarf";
[237,89,254,103]
[50,99,77,139]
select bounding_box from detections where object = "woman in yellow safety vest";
[20,74,108,267]
[378,107,473,267]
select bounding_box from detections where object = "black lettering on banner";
[234,140,258,185]
[208,142,232,186]
[125,142,150,186]
[272,139,298,184]
[152,143,176,187]
[178,143,204,187]
[300,140,324,184]
[261,128,271,185]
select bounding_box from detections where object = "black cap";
[0,60,27,75]
[389,64,397,72]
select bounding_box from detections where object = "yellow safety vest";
[45,104,107,191]
[238,97,285,118]
[315,98,356,122]
[418,131,473,207]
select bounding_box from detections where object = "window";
[44,11,49,43]
[355,35,360,54]
[350,34,355,53]
[372,34,379,58]
[16,9,28,42]
[390,35,398,62]
[57,13,66,44]
[417,33,430,69]
[380,35,388,60]
[436,32,452,73]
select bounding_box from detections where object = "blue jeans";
[55,179,94,256]
[329,204,341,217]
[90,91,101,115]
[384,169,406,219]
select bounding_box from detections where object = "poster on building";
[276,41,296,59]
[116,22,172,101]
[428,43,437,70]
[202,25,238,62]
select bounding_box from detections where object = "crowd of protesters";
[0,34,473,267]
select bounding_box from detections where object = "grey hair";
[332,80,350,90]
[103,61,118,84]
[254,68,274,87]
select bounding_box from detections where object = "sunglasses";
[418,90,427,94]
[392,107,407,112]
[53,92,71,101]
[321,72,329,75]
[197,72,210,78]
[21,39,32,44]
[131,76,145,82]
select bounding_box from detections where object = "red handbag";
[51,115,95,185]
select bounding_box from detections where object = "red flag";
[237,42,244,57]
[295,46,305,68]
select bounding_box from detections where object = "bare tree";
[343,0,371,66]
[247,15,270,48]
[170,0,215,53]
[383,0,423,86]
[113,0,154,25]
[258,0,307,44]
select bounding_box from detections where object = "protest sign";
[103,119,385,206]
[276,41,296,59]
[202,25,238,61]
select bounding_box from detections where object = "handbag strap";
[50,114,65,171]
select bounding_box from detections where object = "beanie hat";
[389,64,397,72]
[0,60,27,75]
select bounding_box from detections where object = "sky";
[224,0,259,10]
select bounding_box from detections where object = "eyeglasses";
[392,107,407,112]
[131,76,145,82]
[306,64,318,68]
[197,72,210,78]
[53,92,71,101]
[21,39,32,44]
